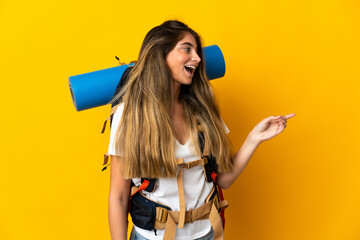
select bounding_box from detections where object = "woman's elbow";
[218,182,231,190]
[216,177,232,190]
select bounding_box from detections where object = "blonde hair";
[111,20,233,178]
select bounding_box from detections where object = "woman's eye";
[184,48,190,52]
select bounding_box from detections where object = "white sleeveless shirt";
[108,103,229,239]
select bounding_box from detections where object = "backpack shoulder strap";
[101,66,133,134]
[197,124,218,183]
[111,66,133,110]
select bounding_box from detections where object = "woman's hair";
[111,20,234,178]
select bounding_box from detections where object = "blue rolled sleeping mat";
[68,45,226,111]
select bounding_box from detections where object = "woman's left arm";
[216,113,296,189]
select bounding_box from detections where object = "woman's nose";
[192,52,201,63]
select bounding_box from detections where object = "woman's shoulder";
[111,102,125,119]
[109,101,125,133]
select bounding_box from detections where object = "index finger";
[285,113,296,119]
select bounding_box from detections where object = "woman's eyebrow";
[180,42,198,50]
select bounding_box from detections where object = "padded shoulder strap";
[101,66,133,134]
[110,66,133,125]
[197,130,205,155]
[197,125,219,183]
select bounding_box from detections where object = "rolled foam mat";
[69,45,225,111]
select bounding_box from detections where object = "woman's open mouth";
[184,65,196,77]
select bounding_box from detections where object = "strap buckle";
[157,207,169,223]
[184,157,208,169]
[188,209,194,223]
[185,161,197,169]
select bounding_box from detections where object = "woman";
[107,20,295,240]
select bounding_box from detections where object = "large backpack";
[102,68,228,239]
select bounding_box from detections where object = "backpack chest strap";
[176,157,208,169]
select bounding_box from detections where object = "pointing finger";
[285,113,296,120]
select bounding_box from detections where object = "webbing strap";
[209,201,224,240]
[101,104,121,134]
[176,157,208,169]
[102,153,116,171]
[218,199,229,210]
[103,154,110,165]
[203,132,210,156]
[161,200,225,239]
[210,171,226,229]
[176,157,185,229]
[177,167,185,229]
[161,200,216,240]
[156,199,213,227]
[218,187,226,229]
[175,157,208,229]
[163,212,177,240]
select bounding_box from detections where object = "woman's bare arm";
[217,132,260,189]
[108,156,131,240]
[217,114,296,189]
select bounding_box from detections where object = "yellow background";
[1,0,359,239]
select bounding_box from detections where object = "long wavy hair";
[111,20,233,178]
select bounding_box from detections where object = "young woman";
[107,20,295,240]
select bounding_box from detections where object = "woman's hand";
[217,113,296,189]
[250,113,296,144]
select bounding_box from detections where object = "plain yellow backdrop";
[1,0,359,239]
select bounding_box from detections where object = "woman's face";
[165,32,201,87]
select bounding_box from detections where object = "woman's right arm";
[108,156,131,240]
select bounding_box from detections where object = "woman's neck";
[172,81,181,106]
